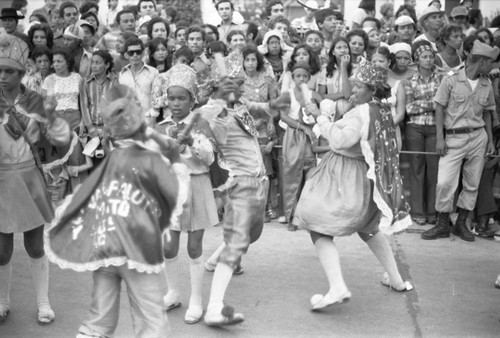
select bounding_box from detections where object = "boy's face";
[321,15,337,34]
[125,44,144,66]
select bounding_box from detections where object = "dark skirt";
[0,160,54,233]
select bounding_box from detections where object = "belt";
[445,127,483,135]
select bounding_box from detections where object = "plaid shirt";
[80,73,117,128]
[403,71,442,125]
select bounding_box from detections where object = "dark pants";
[405,124,438,219]
[476,163,499,217]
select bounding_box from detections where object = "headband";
[413,44,434,61]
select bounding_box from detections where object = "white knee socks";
[207,262,233,313]
[0,262,12,308]
[315,237,349,296]
[29,256,50,307]
[163,257,181,298]
[188,257,204,311]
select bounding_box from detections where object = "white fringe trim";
[358,103,411,235]
[42,131,79,171]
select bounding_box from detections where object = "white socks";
[0,262,12,308]
[315,237,348,296]
[163,257,181,300]
[29,256,50,307]
[207,262,233,314]
[188,257,204,311]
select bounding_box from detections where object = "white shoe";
[163,291,181,311]
[278,216,287,223]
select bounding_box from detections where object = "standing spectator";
[389,42,415,81]
[112,30,137,72]
[267,16,293,47]
[265,1,285,21]
[22,46,53,94]
[315,8,343,56]
[476,28,494,46]
[422,41,499,241]
[148,37,171,73]
[106,0,121,31]
[435,24,464,72]
[450,6,469,33]
[351,0,375,30]
[318,37,352,120]
[304,30,326,64]
[27,23,54,50]
[137,0,157,19]
[0,8,29,46]
[391,15,416,45]
[60,2,79,28]
[346,29,368,75]
[118,37,159,126]
[413,5,445,51]
[239,21,259,45]
[465,9,483,37]
[281,43,322,92]
[395,5,418,29]
[291,0,319,35]
[402,40,442,226]
[258,30,291,82]
[216,0,238,45]
[32,0,59,24]
[202,24,220,44]
[95,9,136,55]
[379,2,394,34]
[80,50,117,143]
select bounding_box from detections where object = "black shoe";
[476,216,495,238]
[451,208,475,242]
[421,213,450,240]
[233,265,244,275]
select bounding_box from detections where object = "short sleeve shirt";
[433,67,496,130]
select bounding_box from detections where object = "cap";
[471,40,500,60]
[450,6,468,18]
[77,20,95,35]
[63,24,85,40]
[419,5,444,25]
[297,0,319,10]
[394,15,415,28]
[389,42,412,56]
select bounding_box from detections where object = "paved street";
[1,221,499,337]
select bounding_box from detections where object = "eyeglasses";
[127,50,143,56]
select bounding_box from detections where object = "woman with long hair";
[281,43,322,92]
[148,37,171,73]
[346,29,368,76]
[318,37,352,121]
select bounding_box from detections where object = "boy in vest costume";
[45,84,189,337]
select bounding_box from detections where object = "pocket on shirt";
[478,96,489,107]
[451,94,466,113]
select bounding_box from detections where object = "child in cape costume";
[45,84,189,337]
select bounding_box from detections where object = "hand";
[177,134,194,146]
[146,129,181,163]
[436,138,447,156]
[267,122,276,135]
[305,103,320,118]
[66,166,78,177]
[486,141,495,156]
[339,55,350,70]
[263,143,274,154]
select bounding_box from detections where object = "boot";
[421,212,450,240]
[476,215,495,238]
[451,208,475,242]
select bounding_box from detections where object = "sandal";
[381,273,414,292]
[37,304,55,325]
[310,290,351,311]
[0,305,9,325]
[204,305,244,327]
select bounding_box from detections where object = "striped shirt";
[403,71,442,126]
[80,74,117,128]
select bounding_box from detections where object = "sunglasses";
[127,49,143,56]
